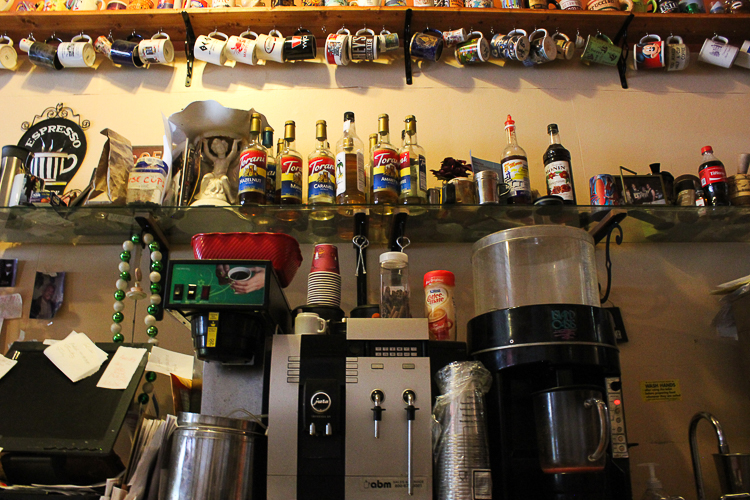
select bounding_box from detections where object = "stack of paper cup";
[307,244,341,307]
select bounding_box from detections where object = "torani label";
[280,155,303,201]
[373,148,400,194]
[238,149,267,195]
[308,155,335,200]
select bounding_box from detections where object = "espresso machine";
[267,318,459,499]
[467,226,632,500]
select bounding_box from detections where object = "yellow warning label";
[640,379,681,402]
[207,326,218,347]
[208,312,220,321]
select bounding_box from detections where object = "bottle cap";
[424,270,454,288]
[505,115,515,129]
[547,123,558,134]
[379,251,408,265]
[344,111,355,122]
[702,146,713,154]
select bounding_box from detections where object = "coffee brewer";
[467,226,632,500]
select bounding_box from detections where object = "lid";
[344,111,355,121]
[472,225,595,256]
[505,115,515,129]
[702,145,713,154]
[533,195,564,206]
[475,169,499,181]
[380,251,408,265]
[2,145,32,162]
[424,270,455,288]
[547,123,558,134]
[674,174,699,192]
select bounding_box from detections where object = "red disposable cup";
[310,244,339,274]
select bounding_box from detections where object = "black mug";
[28,37,63,70]
[283,29,316,61]
[111,39,146,68]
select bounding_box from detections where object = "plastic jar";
[424,270,456,341]
[380,251,410,318]
[127,156,169,205]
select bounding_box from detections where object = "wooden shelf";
[1,7,748,47]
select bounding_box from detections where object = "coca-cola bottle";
[698,146,730,206]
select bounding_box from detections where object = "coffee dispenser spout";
[689,412,730,500]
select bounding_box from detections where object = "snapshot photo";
[620,172,667,206]
[30,272,65,320]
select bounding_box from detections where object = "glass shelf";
[0,204,749,246]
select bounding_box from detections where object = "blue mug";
[409,28,443,62]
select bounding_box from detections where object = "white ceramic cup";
[0,35,17,69]
[666,35,690,71]
[72,0,101,9]
[325,28,351,66]
[57,34,96,68]
[195,31,229,66]
[295,312,327,335]
[139,31,174,64]
[212,0,234,5]
[255,29,284,63]
[225,30,261,65]
[734,40,750,69]
[698,35,739,68]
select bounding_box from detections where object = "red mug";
[633,34,665,70]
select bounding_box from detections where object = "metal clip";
[396,236,410,252]
[353,235,369,276]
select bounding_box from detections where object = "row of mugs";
[324,28,399,65]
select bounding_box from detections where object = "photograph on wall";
[30,272,65,320]
[620,167,667,205]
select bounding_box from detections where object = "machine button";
[346,377,358,383]
[375,347,382,351]
[187,284,197,300]
[617,427,623,432]
[402,363,415,369]
[396,347,403,351]
[200,285,211,301]
[390,353,397,357]
[288,356,300,362]
[288,362,300,369]
[615,408,621,414]
[346,370,358,376]
[173,284,184,301]
[309,423,316,436]
[410,347,417,351]
[371,363,384,369]
[287,377,299,384]
[616,418,621,423]
[346,357,358,362]
[346,363,358,369]
[326,423,333,436]
[375,353,382,357]
[287,370,300,376]
[396,352,403,357]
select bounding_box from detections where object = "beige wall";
[0,52,749,500]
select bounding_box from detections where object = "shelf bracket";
[599,220,623,304]
[613,13,634,90]
[353,211,369,307]
[134,213,169,321]
[404,8,413,86]
[181,11,196,88]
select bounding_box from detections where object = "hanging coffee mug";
[633,34,664,70]
[581,33,621,66]
[526,28,557,65]
[195,31,229,66]
[455,31,489,65]
[24,36,63,70]
[734,40,750,69]
[255,29,284,63]
[57,33,96,68]
[379,29,399,52]
[283,29,316,61]
[490,29,530,62]
[95,35,113,59]
[325,28,351,66]
[225,31,261,65]
[350,28,378,62]
[0,35,17,70]
[410,28,444,62]
[666,35,689,71]
[698,35,738,68]
[139,31,174,65]
[443,28,467,47]
[553,32,575,60]
[111,38,146,67]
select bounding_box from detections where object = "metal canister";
[427,187,441,204]
[589,174,622,206]
[0,146,33,207]
[475,170,499,204]
[674,174,700,206]
[448,177,478,204]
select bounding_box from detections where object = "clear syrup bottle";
[501,115,532,205]
[335,111,366,205]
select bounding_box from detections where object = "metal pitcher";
[689,412,750,500]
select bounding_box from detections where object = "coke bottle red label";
[699,165,727,187]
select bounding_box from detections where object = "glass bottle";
[308,120,336,207]
[280,121,303,205]
[501,115,532,205]
[368,133,377,203]
[380,251,410,319]
[543,123,576,205]
[274,138,284,204]
[335,111,366,205]
[262,126,276,205]
[698,146,730,206]
[398,115,427,205]
[373,114,400,205]
[238,113,267,207]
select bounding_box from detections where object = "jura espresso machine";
[468,226,632,500]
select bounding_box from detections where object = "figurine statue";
[191,137,240,206]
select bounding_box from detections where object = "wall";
[0,49,749,500]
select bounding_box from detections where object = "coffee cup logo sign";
[18,104,88,194]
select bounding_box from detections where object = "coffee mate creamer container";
[424,270,456,341]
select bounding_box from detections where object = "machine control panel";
[606,376,629,458]
[347,341,427,358]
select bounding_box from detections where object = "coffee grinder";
[467,226,631,500]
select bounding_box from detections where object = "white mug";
[0,35,17,69]
[212,0,234,5]
[139,31,173,64]
[325,28,351,66]
[734,40,750,69]
[194,31,229,66]
[57,34,96,68]
[72,0,101,9]
[666,35,690,71]
[698,35,738,68]
[255,29,284,63]
[225,30,261,65]
[295,312,327,335]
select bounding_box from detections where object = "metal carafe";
[0,146,33,207]
[689,412,750,500]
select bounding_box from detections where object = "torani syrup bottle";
[238,113,267,206]
[373,114,400,205]
[398,115,427,205]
